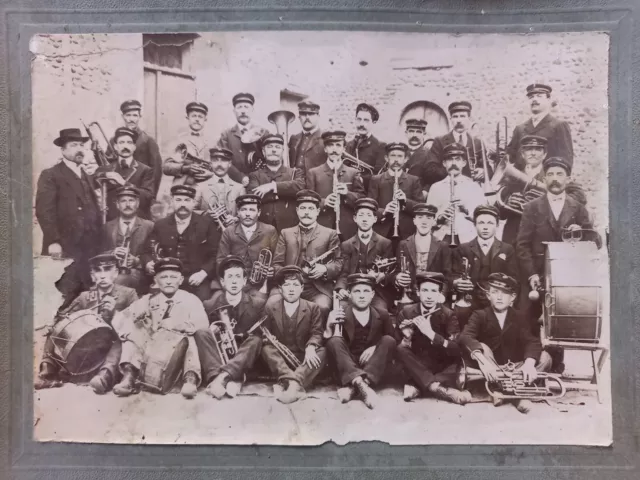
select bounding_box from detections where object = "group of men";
[34,83,602,414]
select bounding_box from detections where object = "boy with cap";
[345,103,387,190]
[271,189,343,316]
[396,272,471,404]
[325,273,397,409]
[335,198,394,313]
[111,257,208,399]
[215,194,278,300]
[258,266,326,404]
[507,83,574,169]
[289,100,326,175]
[195,255,264,399]
[142,184,220,301]
[427,143,486,244]
[458,273,552,413]
[402,118,447,195]
[367,142,423,240]
[193,147,245,227]
[101,186,154,293]
[308,130,366,239]
[247,133,305,232]
[36,252,139,394]
[394,204,452,302]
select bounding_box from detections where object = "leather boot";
[352,376,377,409]
[278,380,305,405]
[181,371,198,399]
[428,382,471,405]
[113,365,139,397]
[89,368,114,395]
[403,384,420,402]
[205,372,229,400]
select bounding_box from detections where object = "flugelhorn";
[342,150,375,175]
[248,316,301,370]
[249,249,273,294]
[210,305,239,365]
[268,110,296,168]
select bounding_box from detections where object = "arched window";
[399,101,450,141]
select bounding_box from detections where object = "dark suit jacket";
[516,195,601,281]
[102,216,155,268]
[368,171,422,239]
[247,165,305,231]
[203,291,263,336]
[35,161,101,257]
[141,213,220,278]
[394,234,452,292]
[216,221,279,273]
[307,162,365,239]
[133,130,163,194]
[396,303,461,361]
[458,307,542,364]
[273,224,343,298]
[404,143,447,191]
[95,159,155,221]
[507,114,574,169]
[59,284,138,325]
[288,129,326,175]
[330,305,395,350]
[345,134,387,190]
[427,131,490,178]
[217,124,270,178]
[264,298,324,353]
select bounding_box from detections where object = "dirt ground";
[32,256,612,446]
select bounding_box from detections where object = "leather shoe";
[514,399,532,414]
[403,384,420,402]
[205,373,229,400]
[429,383,471,405]
[278,380,305,405]
[337,386,356,403]
[353,376,377,409]
[39,362,57,380]
[113,367,139,397]
[89,369,114,395]
[225,379,243,398]
[181,371,198,399]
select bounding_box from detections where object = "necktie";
[123,220,131,237]
[218,178,225,184]
[162,300,174,320]
[191,132,200,136]
[299,225,313,235]
[240,127,247,135]
[120,160,127,170]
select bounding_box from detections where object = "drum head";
[66,326,116,375]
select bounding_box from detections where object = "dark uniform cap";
[155,257,184,274]
[218,255,246,278]
[209,147,233,160]
[89,252,118,269]
[113,127,138,143]
[385,142,410,154]
[487,272,518,293]
[232,93,255,106]
[297,101,320,114]
[543,156,572,175]
[405,118,428,130]
[115,185,140,198]
[354,197,379,213]
[120,99,142,113]
[53,128,89,147]
[275,265,305,284]
[448,101,472,114]
[235,194,261,208]
[526,83,552,96]
[262,133,284,146]
[347,273,376,289]
[355,103,380,122]
[473,204,500,221]
[415,271,446,288]
[520,135,548,148]
[185,102,208,115]
[413,203,438,217]
[295,189,322,205]
[170,184,197,199]
[321,130,347,143]
[443,142,467,159]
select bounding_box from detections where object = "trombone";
[470,123,498,198]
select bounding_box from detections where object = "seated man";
[36,253,138,394]
[324,274,397,409]
[194,255,264,400]
[458,273,552,414]
[395,272,471,405]
[111,258,209,399]
[259,266,326,404]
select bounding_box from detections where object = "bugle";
[342,150,375,175]
[210,305,239,365]
[268,110,296,168]
[249,249,273,294]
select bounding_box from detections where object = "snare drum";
[50,310,117,375]
[139,329,189,394]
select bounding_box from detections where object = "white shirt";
[353,308,371,327]
[242,224,257,240]
[494,309,508,329]
[454,132,468,146]
[326,158,343,170]
[175,214,193,234]
[62,158,82,177]
[119,217,137,235]
[477,236,495,256]
[284,300,300,318]
[547,191,566,220]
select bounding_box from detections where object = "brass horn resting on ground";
[268,110,296,168]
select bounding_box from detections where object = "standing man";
[101,186,154,293]
[345,103,387,189]
[270,190,343,317]
[97,127,155,220]
[427,101,488,181]
[507,83,574,170]
[118,100,163,195]
[141,185,220,301]
[402,118,447,195]
[308,130,365,240]
[324,274,397,409]
[247,133,305,232]
[368,142,423,240]
[396,272,471,404]
[36,128,102,309]
[288,101,326,175]
[427,143,486,245]
[217,92,269,185]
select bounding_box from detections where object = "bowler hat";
[53,128,89,147]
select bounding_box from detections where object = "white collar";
[284,300,300,315]
[477,236,495,250]
[62,158,82,176]
[326,158,343,170]
[353,307,371,326]
[226,291,243,307]
[213,174,231,184]
[420,304,438,316]
[242,223,257,235]
[547,191,566,203]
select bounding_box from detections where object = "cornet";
[395,250,414,306]
[210,305,239,365]
[249,249,273,294]
[116,233,132,275]
[203,196,233,230]
[369,256,397,275]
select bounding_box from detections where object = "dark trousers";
[261,344,327,388]
[325,335,396,386]
[194,329,262,384]
[41,336,122,381]
[396,345,458,391]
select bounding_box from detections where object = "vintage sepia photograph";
[30,30,611,446]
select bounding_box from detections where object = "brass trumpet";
[369,256,398,275]
[248,316,301,370]
[210,305,239,365]
[249,249,273,294]
[342,151,375,175]
[395,250,414,307]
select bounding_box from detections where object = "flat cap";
[543,156,572,175]
[298,101,320,114]
[526,83,552,96]
[261,133,284,146]
[155,257,184,274]
[296,189,322,205]
[88,252,118,269]
[170,184,197,199]
[354,197,379,212]
[186,102,208,115]
[448,101,472,114]
[115,185,140,198]
[443,142,467,159]
[385,142,410,154]
[120,99,142,113]
[232,93,255,106]
[487,272,518,293]
[355,103,379,122]
[405,118,428,130]
[235,194,261,208]
[416,271,446,288]
[347,273,376,289]
[321,130,347,143]
[473,204,500,221]
[520,135,548,148]
[275,265,305,284]
[113,127,138,143]
[412,203,438,217]
[209,147,233,160]
[218,255,246,277]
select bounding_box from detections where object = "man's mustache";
[75,152,85,158]
[409,136,420,142]
[549,181,561,187]
[447,165,460,171]
[121,148,131,154]
[531,101,540,106]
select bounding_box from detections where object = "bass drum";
[51,310,117,375]
[139,329,189,394]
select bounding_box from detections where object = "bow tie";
[218,178,226,184]
[359,234,371,241]
[480,243,490,249]
[191,131,200,136]
[240,128,248,135]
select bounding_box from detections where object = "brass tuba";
[249,249,273,294]
[210,305,239,365]
[493,161,546,215]
[268,110,296,168]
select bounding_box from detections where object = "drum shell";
[140,330,189,394]
[51,310,117,375]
